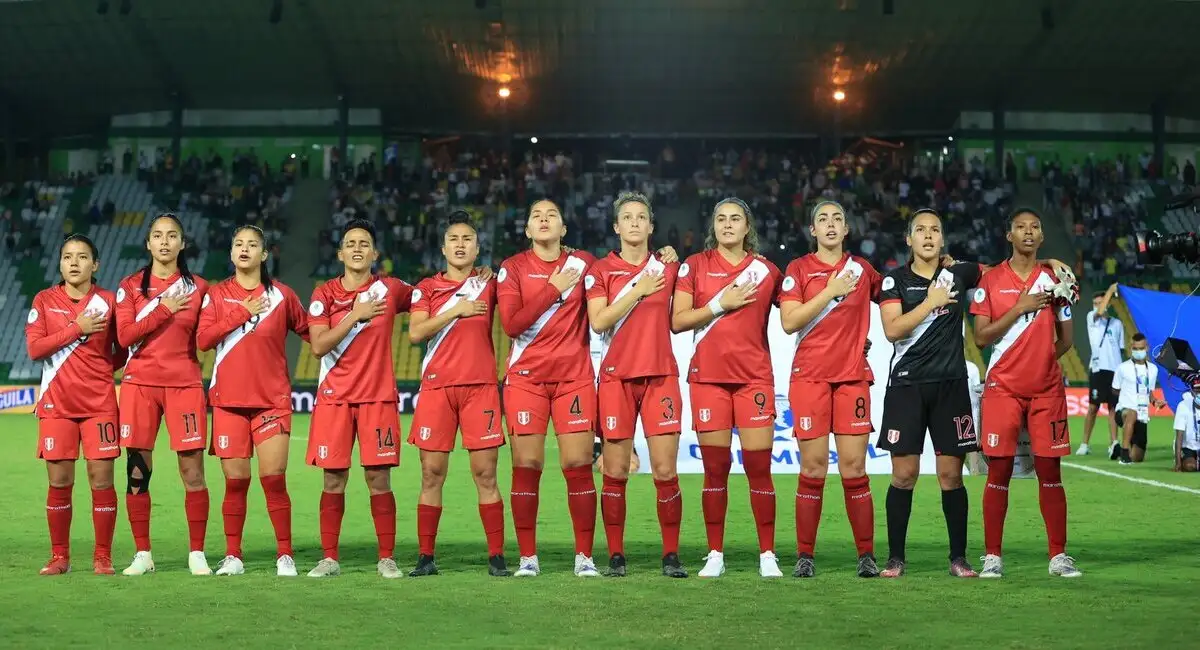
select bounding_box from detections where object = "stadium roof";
[2,0,1200,138]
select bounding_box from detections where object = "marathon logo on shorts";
[887,429,900,444]
[318,445,329,459]
[419,427,431,441]
[605,416,617,431]
[987,433,999,448]
[517,411,531,425]
[217,436,229,450]
[798,416,812,431]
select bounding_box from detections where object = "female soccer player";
[672,197,782,578]
[197,225,308,577]
[407,211,507,577]
[305,219,412,579]
[116,213,211,576]
[780,200,882,579]
[26,234,122,575]
[585,192,686,578]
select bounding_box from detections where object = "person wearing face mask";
[1111,333,1168,464]
[1172,388,1200,472]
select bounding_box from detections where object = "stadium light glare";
[948,136,954,142]
[833,89,846,102]
[530,136,538,144]
[498,86,511,99]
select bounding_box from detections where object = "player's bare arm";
[942,256,1068,275]
[308,298,384,356]
[779,273,854,334]
[588,272,663,333]
[1097,281,1119,314]
[408,300,487,343]
[880,284,956,342]
[656,246,679,264]
[670,281,756,333]
[1053,314,1074,359]
[973,288,1050,347]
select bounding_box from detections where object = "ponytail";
[141,213,195,297]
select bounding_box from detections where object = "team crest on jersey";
[120,424,131,440]
[881,276,895,291]
[781,276,795,292]
[116,288,126,303]
[798,417,812,431]
[411,289,423,304]
[517,411,531,425]
[698,409,711,423]
[497,267,508,283]
[584,275,596,290]
[974,288,986,303]
[318,445,329,459]
[987,433,999,448]
[887,429,900,444]
[419,427,431,441]
[202,294,211,309]
[217,435,229,449]
[309,301,325,317]
[678,263,690,278]
[44,438,54,451]
[27,308,38,324]
[605,416,617,431]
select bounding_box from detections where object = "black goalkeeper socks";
[885,485,914,562]
[942,486,969,560]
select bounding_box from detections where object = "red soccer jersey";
[585,252,679,381]
[497,249,596,384]
[969,260,1070,397]
[309,275,413,404]
[116,271,208,388]
[197,278,309,410]
[411,272,497,388]
[676,249,780,384]
[780,253,882,383]
[25,285,122,418]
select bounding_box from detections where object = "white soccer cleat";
[573,553,600,577]
[513,555,540,577]
[307,557,341,578]
[698,550,726,578]
[276,555,298,577]
[1075,444,1090,456]
[759,551,784,578]
[979,554,1004,579]
[188,551,212,576]
[214,555,244,576]
[377,558,402,579]
[1049,553,1082,578]
[122,551,155,576]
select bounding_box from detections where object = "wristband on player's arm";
[707,295,726,316]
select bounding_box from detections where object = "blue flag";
[1119,285,1200,412]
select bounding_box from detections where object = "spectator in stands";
[1185,159,1197,187]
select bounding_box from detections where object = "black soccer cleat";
[661,553,688,578]
[408,554,439,577]
[488,554,510,577]
[1109,443,1121,461]
[857,553,880,578]
[792,554,815,578]
[606,553,627,577]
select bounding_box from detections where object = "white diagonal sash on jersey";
[792,257,863,349]
[40,293,109,398]
[509,255,584,370]
[600,256,665,364]
[421,277,488,376]
[693,258,769,348]
[319,279,390,387]
[888,268,953,377]
[987,270,1053,375]
[125,276,192,365]
[210,287,284,389]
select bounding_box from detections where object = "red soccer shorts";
[409,383,505,453]
[307,401,401,469]
[980,390,1071,458]
[598,376,682,440]
[118,384,208,452]
[504,379,596,436]
[789,380,873,439]
[209,407,292,459]
[37,415,121,461]
[688,382,775,433]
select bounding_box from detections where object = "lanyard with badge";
[1133,364,1151,422]
[1090,314,1112,372]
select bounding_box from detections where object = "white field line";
[1062,461,1200,495]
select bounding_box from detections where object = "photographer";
[1174,388,1200,472]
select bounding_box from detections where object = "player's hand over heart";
[656,246,679,264]
[453,300,489,318]
[1015,288,1051,314]
[718,282,757,311]
[74,310,107,335]
[825,273,858,298]
[924,284,958,309]
[635,271,666,298]
[939,254,958,268]
[548,265,581,293]
[351,297,387,322]
[474,266,494,282]
[161,292,191,314]
[241,295,269,317]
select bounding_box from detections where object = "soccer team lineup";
[30,193,1130,582]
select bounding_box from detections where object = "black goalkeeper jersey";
[879,261,983,387]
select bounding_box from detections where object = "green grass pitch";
[2,415,1199,649]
